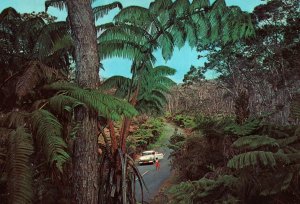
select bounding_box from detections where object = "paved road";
[135,144,171,203]
[135,123,182,203]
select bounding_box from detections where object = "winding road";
[135,123,181,203]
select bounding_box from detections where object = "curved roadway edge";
[135,122,183,203]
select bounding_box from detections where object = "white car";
[138,150,164,165]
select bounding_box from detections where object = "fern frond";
[34,21,70,60]
[67,89,138,120]
[45,82,138,120]
[30,110,69,172]
[7,127,33,204]
[149,0,172,14]
[232,135,279,150]
[169,21,187,48]
[45,0,66,12]
[225,118,261,136]
[48,94,85,116]
[98,40,155,63]
[171,0,190,18]
[16,61,62,98]
[50,34,73,54]
[190,0,210,12]
[93,2,122,20]
[227,151,290,169]
[0,111,28,129]
[99,23,154,47]
[96,22,115,33]
[114,6,152,27]
[185,20,198,48]
[158,31,174,61]
[99,76,131,91]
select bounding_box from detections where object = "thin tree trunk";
[66,0,100,203]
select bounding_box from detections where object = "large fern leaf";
[30,110,69,172]
[45,0,66,12]
[7,127,33,204]
[227,151,290,169]
[232,135,279,150]
[93,2,122,20]
[15,61,62,98]
[0,111,28,129]
[44,82,138,120]
[48,94,85,116]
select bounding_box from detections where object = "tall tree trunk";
[66,0,100,203]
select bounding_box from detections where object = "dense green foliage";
[184,0,300,125]
[173,114,197,128]
[169,115,300,203]
[127,117,165,152]
[1,0,255,203]
[0,7,137,203]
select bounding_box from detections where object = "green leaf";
[30,109,69,172]
[7,127,34,204]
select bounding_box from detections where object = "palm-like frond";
[149,0,172,14]
[30,110,69,172]
[232,135,279,150]
[93,2,122,21]
[98,40,155,63]
[15,61,63,98]
[99,76,131,92]
[7,127,33,204]
[44,81,138,120]
[45,0,66,12]
[190,0,210,12]
[227,151,290,169]
[98,23,154,47]
[172,0,191,17]
[34,21,70,60]
[48,94,84,116]
[0,111,28,129]
[114,6,155,29]
[158,31,174,61]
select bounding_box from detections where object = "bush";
[173,114,196,128]
[127,117,164,151]
[168,116,300,203]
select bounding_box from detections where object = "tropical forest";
[0,0,299,204]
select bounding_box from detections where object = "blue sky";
[0,0,264,83]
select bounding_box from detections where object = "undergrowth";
[168,115,300,204]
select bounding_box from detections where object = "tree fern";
[232,135,279,150]
[7,127,34,204]
[45,81,138,120]
[34,21,70,60]
[45,0,67,12]
[190,0,210,12]
[93,2,122,20]
[98,40,155,63]
[227,151,290,169]
[158,31,174,61]
[30,109,69,172]
[168,175,238,204]
[225,118,261,136]
[48,94,85,116]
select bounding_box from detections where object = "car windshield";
[142,152,153,156]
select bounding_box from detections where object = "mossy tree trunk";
[65,0,100,203]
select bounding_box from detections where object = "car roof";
[142,150,154,153]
